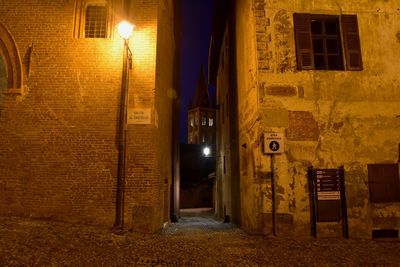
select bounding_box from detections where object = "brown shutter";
[368,164,400,203]
[341,15,363,71]
[293,13,314,70]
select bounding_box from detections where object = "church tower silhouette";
[188,66,215,145]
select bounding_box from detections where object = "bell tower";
[188,66,215,145]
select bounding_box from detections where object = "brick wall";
[0,0,175,232]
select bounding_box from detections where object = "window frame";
[310,15,343,70]
[74,0,113,39]
[84,4,108,38]
[0,48,10,90]
[0,22,23,94]
[208,118,214,127]
[293,13,363,71]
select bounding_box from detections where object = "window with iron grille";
[368,164,400,203]
[294,13,363,71]
[85,5,107,38]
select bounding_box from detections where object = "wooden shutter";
[341,15,363,71]
[368,164,400,203]
[293,13,314,70]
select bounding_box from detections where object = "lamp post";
[114,20,134,232]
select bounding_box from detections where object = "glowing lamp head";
[203,146,211,157]
[117,21,134,40]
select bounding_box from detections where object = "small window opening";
[202,116,207,126]
[311,18,343,70]
[372,229,399,239]
[85,5,107,38]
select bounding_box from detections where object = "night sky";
[179,0,215,144]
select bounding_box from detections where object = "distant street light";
[203,146,211,157]
[114,20,134,233]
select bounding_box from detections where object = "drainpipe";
[114,38,130,233]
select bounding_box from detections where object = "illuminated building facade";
[0,0,179,233]
[210,0,400,238]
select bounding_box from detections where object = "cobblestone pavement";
[0,212,399,266]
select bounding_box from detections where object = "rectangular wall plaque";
[128,108,151,125]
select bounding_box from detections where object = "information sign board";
[264,132,285,154]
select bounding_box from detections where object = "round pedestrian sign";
[269,141,280,151]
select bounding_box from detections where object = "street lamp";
[114,20,134,233]
[117,21,134,39]
[203,146,211,157]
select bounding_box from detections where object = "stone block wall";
[234,0,400,238]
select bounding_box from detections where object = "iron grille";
[85,5,107,38]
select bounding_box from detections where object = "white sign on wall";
[127,108,151,125]
[264,132,285,154]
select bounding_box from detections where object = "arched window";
[0,54,7,90]
[0,22,22,94]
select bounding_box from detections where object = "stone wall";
[235,0,400,237]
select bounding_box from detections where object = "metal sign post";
[263,132,285,236]
[308,166,317,237]
[270,154,277,236]
[339,166,349,238]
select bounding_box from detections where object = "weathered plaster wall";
[236,0,400,237]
